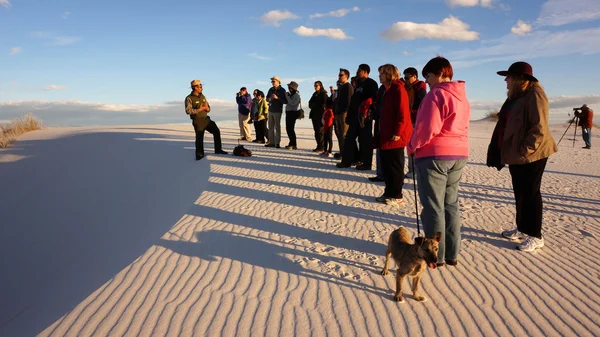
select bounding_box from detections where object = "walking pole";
[572,116,579,148]
[557,116,575,146]
[410,153,421,237]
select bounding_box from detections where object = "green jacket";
[185,92,210,131]
[257,98,268,121]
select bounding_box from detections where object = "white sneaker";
[502,228,526,241]
[517,236,544,252]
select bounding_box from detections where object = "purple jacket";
[236,93,252,115]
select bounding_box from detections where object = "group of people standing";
[185,57,566,266]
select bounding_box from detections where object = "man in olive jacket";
[185,79,228,160]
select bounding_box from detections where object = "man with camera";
[574,104,594,149]
[236,87,253,141]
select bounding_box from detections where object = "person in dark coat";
[309,81,328,152]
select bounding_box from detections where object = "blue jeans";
[582,127,592,148]
[415,158,467,262]
[376,149,383,179]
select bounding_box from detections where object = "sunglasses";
[192,84,203,88]
[338,74,345,77]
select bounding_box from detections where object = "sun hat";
[497,62,538,82]
[287,81,299,91]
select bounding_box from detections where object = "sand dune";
[0,123,599,337]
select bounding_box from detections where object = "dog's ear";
[433,232,442,243]
[414,237,425,246]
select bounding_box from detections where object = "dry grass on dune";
[0,114,43,148]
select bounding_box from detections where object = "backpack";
[233,144,252,157]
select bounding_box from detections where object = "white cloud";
[259,10,299,27]
[0,0,10,9]
[448,26,600,68]
[31,31,81,46]
[537,0,600,26]
[309,7,360,19]
[445,0,494,8]
[42,85,67,91]
[8,47,22,55]
[402,51,409,56]
[511,20,532,36]
[0,99,237,126]
[499,3,511,11]
[293,26,352,40]
[471,94,600,122]
[248,52,271,60]
[380,16,479,42]
[62,12,70,19]
[256,75,336,87]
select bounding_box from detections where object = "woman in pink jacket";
[407,57,470,267]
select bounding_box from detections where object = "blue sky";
[1,0,599,125]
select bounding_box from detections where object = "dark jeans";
[254,119,268,142]
[324,127,333,152]
[341,119,373,167]
[311,112,324,150]
[333,113,348,153]
[380,147,405,198]
[509,158,548,238]
[582,127,592,148]
[193,119,222,157]
[286,110,299,146]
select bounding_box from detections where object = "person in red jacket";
[320,99,335,156]
[375,64,412,206]
[575,104,594,149]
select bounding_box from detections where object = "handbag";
[297,101,305,120]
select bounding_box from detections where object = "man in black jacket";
[266,76,287,148]
[337,64,378,169]
[334,69,353,158]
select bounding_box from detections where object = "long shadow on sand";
[0,131,209,337]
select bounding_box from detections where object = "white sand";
[0,121,599,337]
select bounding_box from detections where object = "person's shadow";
[0,130,211,337]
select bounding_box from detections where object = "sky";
[1,0,599,126]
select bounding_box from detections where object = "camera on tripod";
[573,107,582,111]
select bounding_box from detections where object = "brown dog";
[380,226,441,302]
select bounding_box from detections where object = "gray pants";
[268,112,282,146]
[416,158,467,263]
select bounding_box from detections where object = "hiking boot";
[385,198,405,206]
[375,194,387,203]
[445,259,458,266]
[215,150,228,155]
[502,228,526,241]
[582,146,591,149]
[336,162,351,168]
[368,176,385,182]
[517,236,544,252]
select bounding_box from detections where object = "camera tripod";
[557,116,578,147]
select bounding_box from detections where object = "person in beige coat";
[486,62,557,252]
